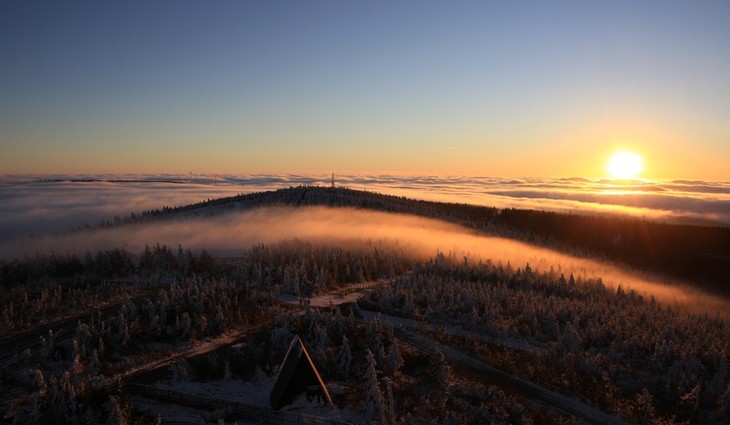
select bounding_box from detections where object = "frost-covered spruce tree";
[43,372,79,424]
[120,320,130,348]
[29,368,47,395]
[559,321,583,353]
[308,323,328,351]
[97,336,105,360]
[171,359,189,382]
[212,305,225,335]
[720,382,730,419]
[707,355,728,402]
[88,349,101,377]
[330,306,345,341]
[337,336,353,379]
[70,338,83,375]
[1,305,12,330]
[224,360,232,381]
[384,377,395,424]
[270,319,293,361]
[385,340,402,376]
[149,314,161,338]
[28,392,41,425]
[363,349,386,422]
[43,330,55,359]
[197,314,208,337]
[374,340,386,368]
[104,395,128,425]
[179,313,192,339]
[429,347,448,387]
[74,322,92,352]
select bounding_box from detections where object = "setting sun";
[607,151,643,179]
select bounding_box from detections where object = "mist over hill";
[4,184,728,299]
[109,185,730,298]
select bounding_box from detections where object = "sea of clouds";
[2,173,729,314]
[1,173,729,245]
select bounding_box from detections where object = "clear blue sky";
[2,1,728,178]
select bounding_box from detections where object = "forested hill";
[126,185,730,296]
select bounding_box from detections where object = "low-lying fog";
[2,205,727,316]
[2,174,729,244]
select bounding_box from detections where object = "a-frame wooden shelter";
[270,335,334,410]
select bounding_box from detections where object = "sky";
[1,1,729,179]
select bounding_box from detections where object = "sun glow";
[607,151,643,179]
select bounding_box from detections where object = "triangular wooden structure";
[270,335,334,410]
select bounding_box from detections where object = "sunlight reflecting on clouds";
[1,173,729,245]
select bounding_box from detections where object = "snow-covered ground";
[119,334,239,381]
[157,377,273,407]
[278,280,387,308]
[134,376,362,424]
[358,309,549,354]
[279,291,364,309]
[132,396,215,424]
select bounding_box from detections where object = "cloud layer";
[1,173,728,246]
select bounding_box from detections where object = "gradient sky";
[1,1,728,179]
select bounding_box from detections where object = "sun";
[607,151,643,179]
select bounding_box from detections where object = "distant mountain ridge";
[118,185,730,297]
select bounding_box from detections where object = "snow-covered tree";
[104,395,128,425]
[385,340,402,376]
[223,360,232,381]
[171,359,189,382]
[88,349,101,377]
[363,349,386,422]
[337,336,353,379]
[178,313,192,339]
[429,347,448,387]
[560,321,583,353]
[384,377,395,424]
[29,368,47,395]
[197,314,208,337]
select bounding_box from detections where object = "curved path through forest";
[397,325,627,425]
[280,278,629,424]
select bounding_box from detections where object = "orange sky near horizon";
[7,132,725,182]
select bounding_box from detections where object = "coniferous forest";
[1,186,729,424]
